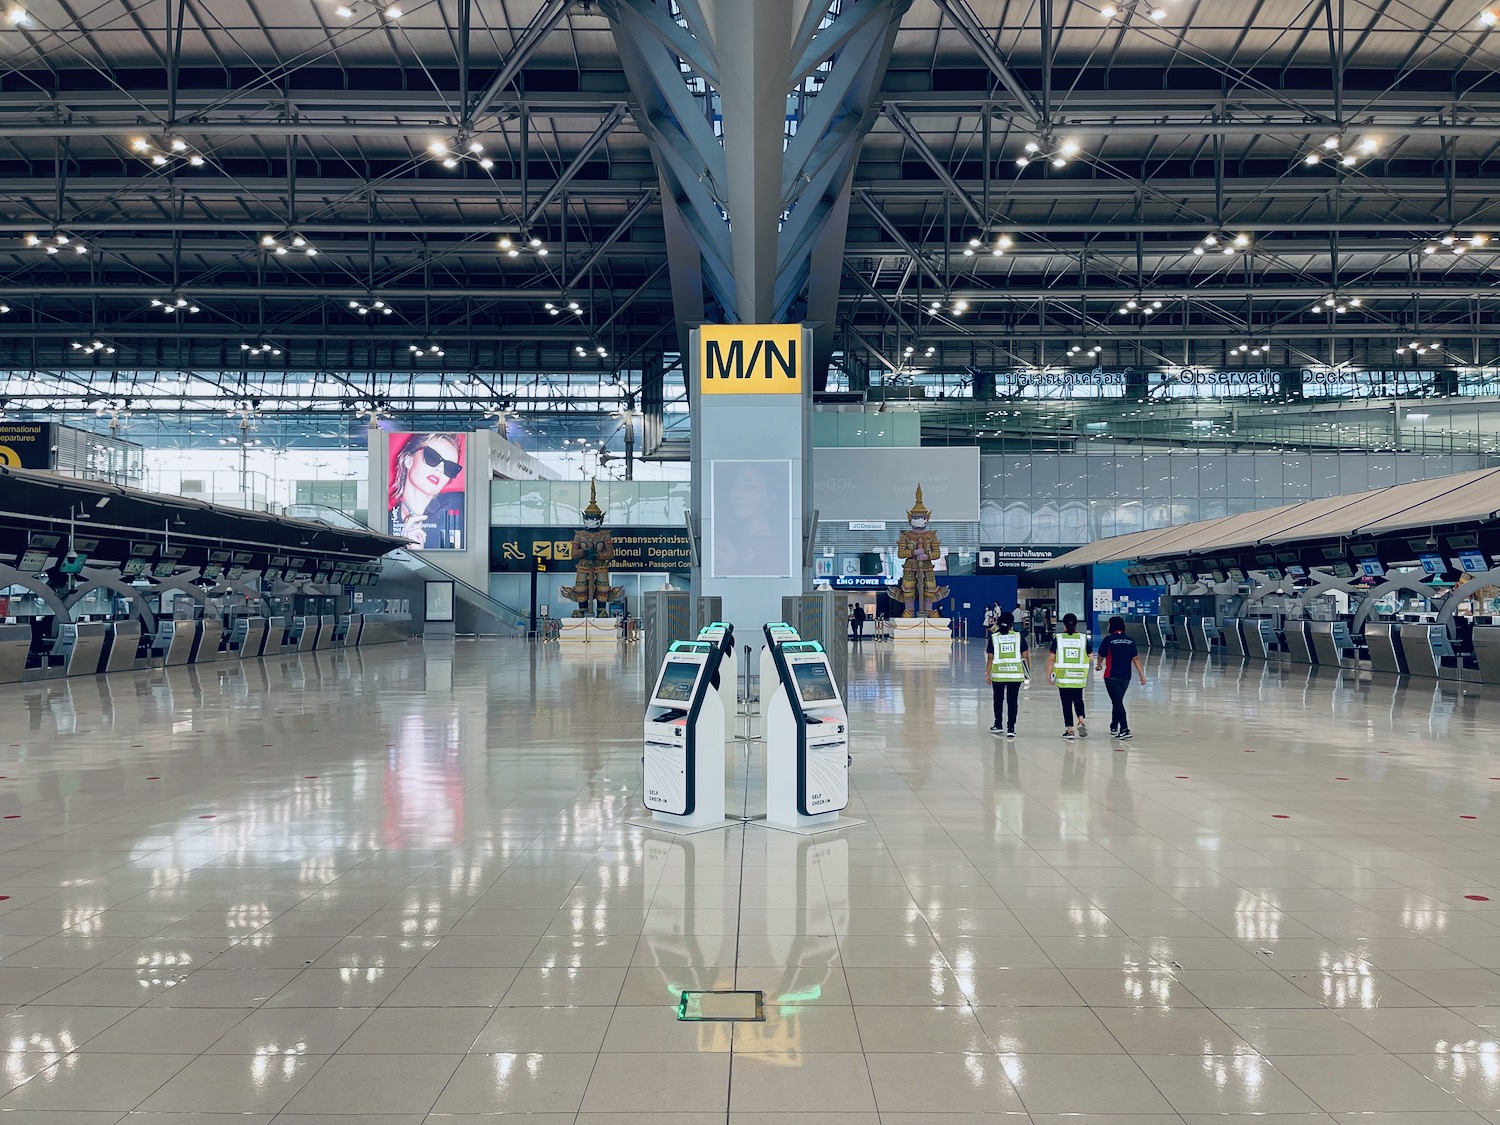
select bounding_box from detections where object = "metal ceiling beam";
[468,0,575,124]
[928,0,1043,127]
[523,106,631,227]
[565,189,659,289]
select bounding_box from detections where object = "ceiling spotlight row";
[130,136,206,167]
[260,233,318,257]
[240,342,284,357]
[409,343,446,358]
[1423,233,1489,255]
[927,298,968,315]
[1016,138,1081,169]
[498,235,548,257]
[428,138,494,171]
[575,344,610,358]
[329,0,402,19]
[1117,297,1164,315]
[71,340,116,355]
[1232,342,1272,356]
[1312,294,1364,314]
[963,235,1014,257]
[25,232,86,255]
[1067,344,1103,359]
[1100,1,1167,19]
[348,299,393,316]
[150,296,199,314]
[543,300,583,316]
[1194,232,1250,255]
[1304,135,1378,167]
[1396,340,1439,355]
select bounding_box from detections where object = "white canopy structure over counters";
[1036,467,1500,570]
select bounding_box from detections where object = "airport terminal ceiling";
[3,1,1500,459]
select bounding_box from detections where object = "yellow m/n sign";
[698,325,803,395]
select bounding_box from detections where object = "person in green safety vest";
[1044,612,1093,740]
[984,610,1029,739]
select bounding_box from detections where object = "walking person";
[985,611,1028,738]
[1096,616,1147,740]
[1045,612,1092,740]
[852,602,867,643]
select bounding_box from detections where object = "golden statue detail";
[560,481,624,617]
[891,484,950,617]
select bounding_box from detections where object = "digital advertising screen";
[654,660,700,704]
[388,431,467,551]
[791,661,838,704]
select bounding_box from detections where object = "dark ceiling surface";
[0,0,1497,438]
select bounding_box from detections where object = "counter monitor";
[1458,551,1487,573]
[1361,558,1384,577]
[791,661,838,705]
[1420,554,1445,575]
[654,659,701,704]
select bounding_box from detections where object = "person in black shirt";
[852,602,867,643]
[1095,616,1147,740]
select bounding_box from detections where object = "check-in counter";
[152,619,197,666]
[289,615,321,652]
[357,613,411,645]
[1364,621,1408,674]
[329,615,351,647]
[0,623,34,684]
[1309,620,1357,668]
[1222,618,1247,658]
[56,622,107,676]
[1283,619,1316,664]
[1399,622,1452,678]
[227,616,267,658]
[101,620,142,672]
[1188,617,1221,652]
[1243,618,1278,659]
[347,614,366,646]
[264,616,292,655]
[1123,617,1150,648]
[191,617,225,663]
[315,614,336,650]
[1170,615,1192,650]
[1143,616,1166,647]
[1472,625,1500,686]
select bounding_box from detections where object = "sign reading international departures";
[490,527,694,572]
[975,366,1475,400]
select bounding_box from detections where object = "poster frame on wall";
[709,458,795,580]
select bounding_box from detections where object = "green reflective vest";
[1054,633,1090,687]
[989,632,1026,682]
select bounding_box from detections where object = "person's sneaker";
[1006,730,1016,740]
[989,724,1002,734]
[1109,723,1119,734]
[1062,730,1076,740]
[1077,722,1088,738]
[1116,730,1133,740]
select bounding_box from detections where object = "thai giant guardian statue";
[560,481,625,617]
[891,484,950,617]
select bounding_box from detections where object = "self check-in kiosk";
[639,640,731,833]
[696,622,737,743]
[762,635,861,835]
[759,622,800,708]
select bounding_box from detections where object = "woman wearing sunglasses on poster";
[389,432,466,550]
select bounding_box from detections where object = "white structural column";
[690,324,814,639]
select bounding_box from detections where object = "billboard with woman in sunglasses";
[388,432,467,550]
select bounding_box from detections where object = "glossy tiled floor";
[0,639,1497,1123]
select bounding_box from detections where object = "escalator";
[285,504,527,636]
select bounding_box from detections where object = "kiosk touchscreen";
[638,641,731,833]
[762,638,860,835]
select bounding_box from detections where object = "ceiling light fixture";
[1396,339,1438,355]
[128,135,207,168]
[24,231,87,255]
[259,232,319,257]
[1232,341,1272,356]
[1099,0,1168,20]
[1311,294,1364,315]
[240,341,284,358]
[1303,134,1379,168]
[1016,137,1082,169]
[427,135,495,171]
[347,297,393,316]
[1480,8,1497,26]
[4,7,30,26]
[543,299,584,317]
[1422,232,1489,255]
[962,233,1014,257]
[328,0,402,20]
[149,296,200,314]
[1116,296,1165,316]
[497,234,549,257]
[1193,231,1250,256]
[1067,344,1103,360]
[408,343,446,358]
[70,340,116,356]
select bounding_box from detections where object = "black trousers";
[1105,677,1131,730]
[991,680,1020,730]
[1058,687,1086,727]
